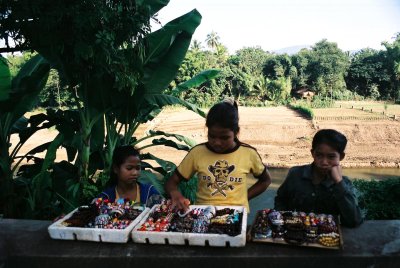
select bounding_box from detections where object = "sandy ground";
[11,106,400,168]
[138,106,400,168]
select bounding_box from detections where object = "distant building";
[293,88,314,100]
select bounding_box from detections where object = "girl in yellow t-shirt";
[165,99,272,213]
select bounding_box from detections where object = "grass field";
[309,101,400,121]
[335,101,400,118]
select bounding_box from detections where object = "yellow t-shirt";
[177,143,265,212]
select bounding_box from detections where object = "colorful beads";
[138,200,243,236]
[63,198,143,229]
[252,210,341,248]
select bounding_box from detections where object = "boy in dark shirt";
[274,129,363,227]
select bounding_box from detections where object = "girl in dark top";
[99,146,160,207]
[274,129,363,227]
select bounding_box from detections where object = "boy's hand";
[330,165,343,184]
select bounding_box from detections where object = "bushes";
[353,178,400,220]
[310,95,334,108]
[288,103,314,119]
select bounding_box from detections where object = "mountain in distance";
[272,45,311,55]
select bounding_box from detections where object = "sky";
[152,0,400,54]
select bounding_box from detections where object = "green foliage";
[382,33,400,101]
[0,55,11,101]
[4,52,36,77]
[266,77,292,103]
[345,49,391,99]
[353,178,400,220]
[205,31,220,51]
[288,103,314,119]
[290,49,310,89]
[178,175,198,204]
[263,54,292,80]
[307,40,350,97]
[234,46,271,75]
[38,69,74,108]
[0,55,50,218]
[0,1,216,220]
[239,97,268,107]
[310,95,334,108]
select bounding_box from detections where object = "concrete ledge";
[0,219,399,268]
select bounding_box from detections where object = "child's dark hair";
[206,99,239,134]
[110,145,140,184]
[312,129,347,155]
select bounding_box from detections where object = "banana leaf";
[142,9,202,94]
[171,69,221,95]
[0,55,11,101]
[139,170,165,196]
[148,137,190,151]
[0,55,50,122]
[146,130,197,147]
[140,0,170,16]
[13,114,56,144]
[140,94,206,119]
[24,142,52,156]
[141,152,176,174]
[112,9,204,125]
[32,133,64,189]
[31,133,64,212]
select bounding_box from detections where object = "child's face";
[207,125,236,153]
[113,155,141,185]
[311,143,343,174]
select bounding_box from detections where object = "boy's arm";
[333,178,363,227]
[248,166,271,200]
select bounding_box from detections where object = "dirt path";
[11,106,400,168]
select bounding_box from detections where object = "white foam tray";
[131,205,247,247]
[48,207,150,243]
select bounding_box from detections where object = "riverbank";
[11,106,400,169]
[137,106,400,168]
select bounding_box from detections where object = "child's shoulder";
[289,164,310,171]
[287,164,312,177]
[188,142,207,152]
[99,185,116,200]
[138,182,161,200]
[238,142,259,152]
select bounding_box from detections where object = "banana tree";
[4,0,172,185]
[104,68,220,195]
[0,54,50,217]
[1,1,220,218]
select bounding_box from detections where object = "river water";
[247,167,400,224]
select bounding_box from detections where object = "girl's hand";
[330,165,343,184]
[170,190,191,212]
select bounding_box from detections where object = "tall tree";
[290,48,311,90]
[263,54,292,80]
[345,48,390,99]
[382,33,400,101]
[205,31,220,52]
[234,46,271,75]
[190,39,203,52]
[306,39,350,97]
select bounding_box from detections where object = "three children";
[103,104,363,228]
